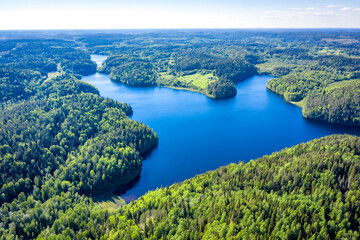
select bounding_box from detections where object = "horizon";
[1,0,360,30]
[2,27,360,32]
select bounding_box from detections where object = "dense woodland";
[6,134,360,239]
[1,30,360,239]
[303,80,360,127]
[0,38,158,239]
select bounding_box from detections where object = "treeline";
[27,134,360,239]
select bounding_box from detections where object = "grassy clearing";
[290,99,305,108]
[95,194,126,212]
[44,71,62,83]
[47,71,62,79]
[159,71,218,89]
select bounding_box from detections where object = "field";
[159,71,218,90]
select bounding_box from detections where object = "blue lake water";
[83,55,360,202]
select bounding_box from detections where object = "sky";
[0,0,360,29]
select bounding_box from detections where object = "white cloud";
[327,5,345,8]
[262,8,340,22]
[324,4,360,13]
[341,7,352,11]
[265,10,282,14]
[313,11,337,16]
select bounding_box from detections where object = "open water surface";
[83,55,360,201]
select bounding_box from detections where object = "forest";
[1,29,360,239]
[42,134,360,239]
[0,38,158,239]
[4,134,360,239]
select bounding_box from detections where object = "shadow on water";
[113,175,141,202]
[303,117,360,135]
[113,143,160,201]
[140,142,159,158]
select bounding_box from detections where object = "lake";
[83,55,360,202]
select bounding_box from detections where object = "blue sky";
[0,0,360,29]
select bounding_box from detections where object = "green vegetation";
[89,30,360,124]
[303,80,360,126]
[109,134,360,239]
[159,71,217,90]
[1,30,360,239]
[158,71,236,98]
[98,46,257,99]
[0,68,41,102]
[259,36,360,126]
[110,61,157,87]
[21,134,360,239]
[61,59,97,76]
[0,37,158,239]
[0,40,89,75]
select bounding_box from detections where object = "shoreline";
[159,84,216,98]
[266,86,304,109]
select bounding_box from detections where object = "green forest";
[1,30,360,239]
[36,134,360,239]
[0,38,158,239]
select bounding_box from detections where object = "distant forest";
[89,29,360,127]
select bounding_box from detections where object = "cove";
[83,55,360,202]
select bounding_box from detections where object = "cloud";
[327,5,345,8]
[313,11,337,16]
[341,7,352,11]
[263,7,339,21]
[324,5,360,14]
[265,10,282,14]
